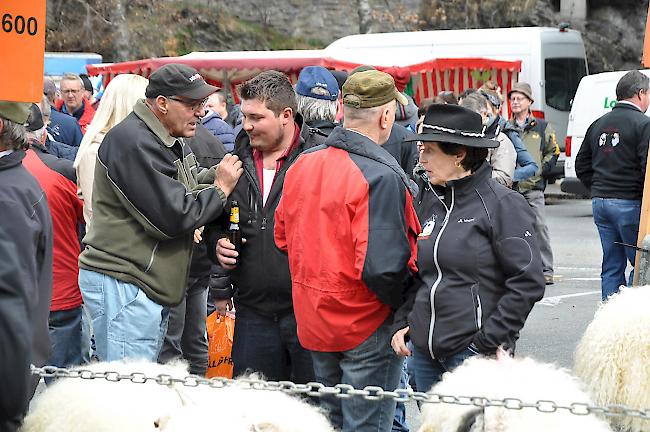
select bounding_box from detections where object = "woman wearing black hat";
[390,104,545,393]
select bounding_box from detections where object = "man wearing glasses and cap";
[78,64,243,362]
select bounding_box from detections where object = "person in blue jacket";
[478,87,538,184]
[203,90,235,151]
[43,77,83,150]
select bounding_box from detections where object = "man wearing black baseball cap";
[78,64,243,362]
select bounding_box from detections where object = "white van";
[325,26,588,160]
[562,69,650,196]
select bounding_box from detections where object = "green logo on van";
[603,96,617,109]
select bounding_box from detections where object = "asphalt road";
[405,195,606,429]
[517,196,603,368]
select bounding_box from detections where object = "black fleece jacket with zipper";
[207,116,327,318]
[393,162,545,359]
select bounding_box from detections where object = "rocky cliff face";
[210,0,649,73]
[46,0,649,74]
[213,0,420,42]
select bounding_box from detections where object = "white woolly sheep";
[154,374,336,432]
[22,360,335,432]
[574,286,650,432]
[418,355,613,432]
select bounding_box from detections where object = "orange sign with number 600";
[0,0,46,103]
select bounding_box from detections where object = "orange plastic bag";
[206,311,235,378]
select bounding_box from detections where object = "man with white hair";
[56,73,96,134]
[78,64,243,362]
[43,76,83,149]
[275,70,421,432]
[295,65,339,136]
[25,104,76,183]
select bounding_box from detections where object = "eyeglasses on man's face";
[168,96,209,111]
[61,88,83,95]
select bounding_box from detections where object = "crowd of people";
[1,62,646,432]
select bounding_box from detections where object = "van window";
[545,58,587,112]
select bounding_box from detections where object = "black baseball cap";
[26,104,45,132]
[79,74,94,94]
[145,64,218,100]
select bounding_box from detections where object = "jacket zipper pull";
[261,217,267,230]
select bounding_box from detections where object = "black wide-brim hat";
[404,104,499,148]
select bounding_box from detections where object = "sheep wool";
[21,360,335,432]
[574,286,650,432]
[21,360,190,432]
[418,356,613,432]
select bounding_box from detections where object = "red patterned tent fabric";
[322,57,521,117]
[86,52,521,115]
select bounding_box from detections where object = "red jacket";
[275,127,420,352]
[56,99,96,134]
[23,150,84,311]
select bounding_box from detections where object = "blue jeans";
[311,320,403,432]
[410,346,477,394]
[391,359,410,432]
[79,269,169,361]
[232,304,314,383]
[592,198,641,300]
[46,307,82,384]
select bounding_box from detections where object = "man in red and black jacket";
[275,70,420,432]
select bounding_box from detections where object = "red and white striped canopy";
[86,51,521,114]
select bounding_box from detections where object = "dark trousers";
[46,306,82,384]
[232,304,314,383]
[48,306,83,367]
[159,275,209,376]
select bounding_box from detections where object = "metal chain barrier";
[31,365,650,421]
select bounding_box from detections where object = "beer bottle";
[228,200,242,265]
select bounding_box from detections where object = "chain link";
[31,365,650,421]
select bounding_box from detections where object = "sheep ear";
[154,415,171,429]
[456,408,484,432]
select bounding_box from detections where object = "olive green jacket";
[514,115,559,193]
[79,101,226,306]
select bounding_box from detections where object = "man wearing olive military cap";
[0,101,53,432]
[274,70,421,432]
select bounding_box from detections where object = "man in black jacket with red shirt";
[576,70,650,300]
[213,71,325,383]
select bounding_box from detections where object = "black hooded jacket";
[0,151,52,431]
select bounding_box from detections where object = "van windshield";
[545,58,587,112]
